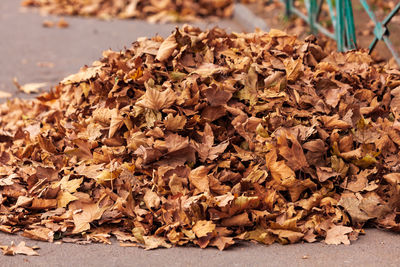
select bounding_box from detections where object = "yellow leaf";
[57,176,83,193]
[95,169,121,184]
[57,190,78,208]
[131,67,143,80]
[353,154,378,169]
[192,220,216,238]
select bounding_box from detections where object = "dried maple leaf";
[209,236,235,251]
[316,167,339,182]
[57,190,78,208]
[189,166,210,194]
[277,133,308,171]
[192,220,216,238]
[1,241,39,256]
[193,123,229,162]
[61,65,102,84]
[22,228,54,242]
[164,113,187,131]
[324,225,353,245]
[136,87,176,111]
[57,18,69,28]
[143,236,172,250]
[71,202,106,233]
[265,149,295,181]
[338,193,372,224]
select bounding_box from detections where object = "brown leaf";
[143,236,172,250]
[61,65,102,84]
[189,166,210,194]
[338,193,372,223]
[71,202,106,233]
[193,123,229,162]
[324,225,353,245]
[13,77,48,94]
[221,212,252,227]
[57,190,78,208]
[265,149,295,182]
[1,241,39,256]
[316,167,339,182]
[136,88,176,111]
[22,228,54,242]
[156,34,178,62]
[164,113,187,131]
[204,88,232,106]
[277,133,308,171]
[192,220,216,238]
[320,115,352,130]
[143,189,161,210]
[209,236,235,251]
[30,198,57,210]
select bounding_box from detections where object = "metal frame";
[359,0,400,66]
[279,0,400,65]
[279,0,356,51]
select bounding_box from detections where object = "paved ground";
[1,0,400,266]
[1,229,400,267]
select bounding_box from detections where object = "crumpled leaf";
[136,88,176,111]
[156,34,178,62]
[193,123,229,162]
[192,220,216,238]
[143,189,161,210]
[143,236,172,250]
[12,77,48,94]
[324,225,353,245]
[71,202,106,233]
[1,242,39,256]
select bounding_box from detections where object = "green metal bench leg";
[308,0,318,34]
[285,0,292,17]
[345,0,357,49]
[336,0,357,51]
[336,0,345,52]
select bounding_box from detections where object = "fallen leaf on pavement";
[1,242,39,256]
[13,78,48,94]
[325,225,353,245]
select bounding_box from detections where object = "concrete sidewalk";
[0,0,399,266]
[1,229,400,267]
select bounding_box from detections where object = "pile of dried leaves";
[1,26,400,251]
[21,0,233,23]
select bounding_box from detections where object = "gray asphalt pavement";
[1,229,400,267]
[0,0,400,266]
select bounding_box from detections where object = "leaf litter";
[21,0,234,23]
[1,26,400,252]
